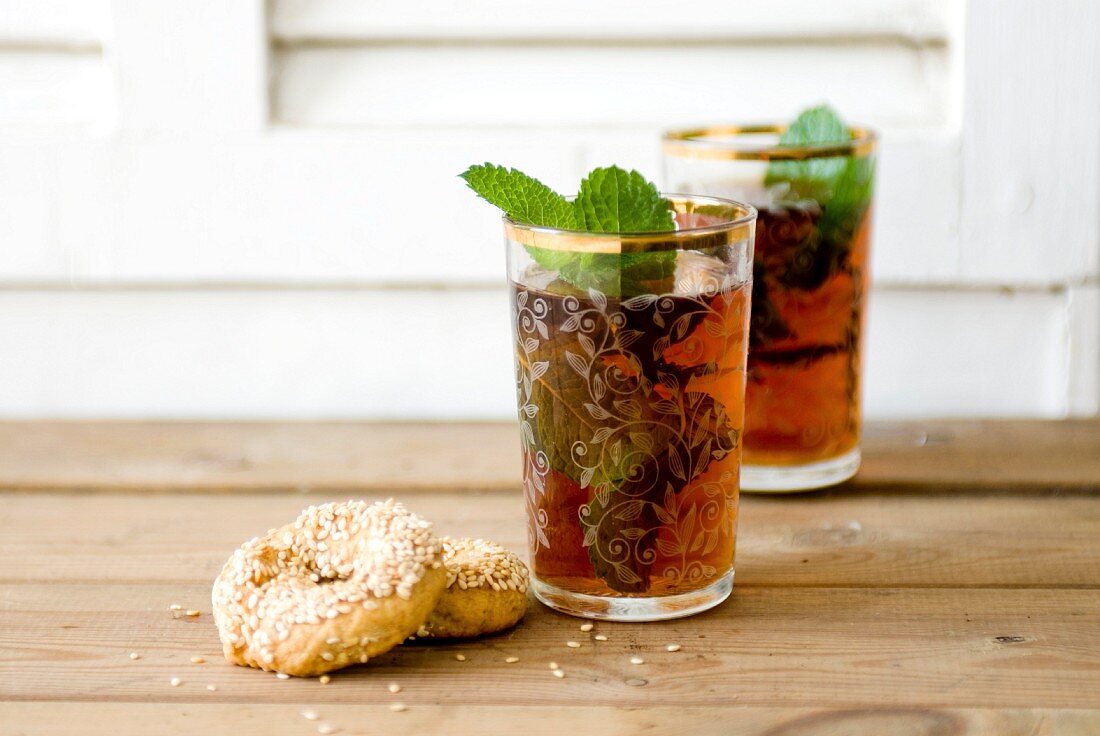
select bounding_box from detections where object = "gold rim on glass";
[503,194,756,255]
[661,124,877,162]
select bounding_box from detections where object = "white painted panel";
[0,286,1070,419]
[0,130,959,286]
[0,0,105,46]
[107,0,267,130]
[1067,285,1099,416]
[273,43,949,128]
[272,0,950,41]
[864,288,1069,418]
[0,50,106,126]
[0,289,515,419]
[958,0,1100,284]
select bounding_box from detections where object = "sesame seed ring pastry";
[419,537,529,639]
[212,499,446,677]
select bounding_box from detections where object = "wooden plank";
[0,421,1096,494]
[0,0,105,48]
[0,51,105,126]
[5,704,1099,736]
[1,491,1098,588]
[0,129,964,287]
[958,0,1100,284]
[108,0,267,130]
[273,43,949,128]
[271,0,952,42]
[0,289,1074,420]
[8,703,1098,736]
[2,582,1098,708]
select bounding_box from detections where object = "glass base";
[530,570,733,622]
[741,447,861,493]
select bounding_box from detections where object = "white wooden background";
[1,0,1097,419]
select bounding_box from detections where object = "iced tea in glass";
[663,124,876,491]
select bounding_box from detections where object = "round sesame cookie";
[419,537,529,639]
[211,499,446,677]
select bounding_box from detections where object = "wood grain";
[3,583,1099,708]
[6,704,1099,736]
[2,420,1098,734]
[0,419,1097,493]
[2,492,1099,588]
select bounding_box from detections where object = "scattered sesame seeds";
[301,710,318,721]
[387,682,402,694]
[206,684,217,692]
[454,654,466,661]
[666,644,682,652]
[389,703,407,713]
[319,675,332,685]
[579,623,594,632]
[190,656,205,664]
[505,656,519,664]
[566,641,581,649]
[630,657,644,665]
[129,652,140,660]
[169,677,182,687]
[594,635,608,642]
[552,669,565,679]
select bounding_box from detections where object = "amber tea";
[513,280,750,602]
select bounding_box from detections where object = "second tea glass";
[663,125,877,492]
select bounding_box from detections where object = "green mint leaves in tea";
[461,164,678,297]
[465,164,750,596]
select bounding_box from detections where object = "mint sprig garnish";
[460,163,579,231]
[574,167,676,233]
[460,164,677,296]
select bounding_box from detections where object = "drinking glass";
[662,125,876,492]
[507,195,755,620]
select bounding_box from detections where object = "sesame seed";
[579,623,594,632]
[169,677,182,687]
[185,610,201,617]
[388,682,401,693]
[666,644,682,652]
[439,536,530,594]
[317,725,336,735]
[129,652,140,660]
[505,656,519,664]
[301,710,318,721]
[389,703,407,712]
[454,654,466,661]
[168,604,182,611]
[190,656,205,664]
[594,634,609,642]
[552,669,565,678]
[276,673,290,680]
[630,657,644,665]
[206,684,217,691]
[566,641,581,648]
[548,661,559,669]
[319,675,331,685]
[320,652,334,661]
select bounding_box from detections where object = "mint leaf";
[764,105,852,203]
[462,163,679,297]
[460,163,578,230]
[574,166,676,233]
[778,104,849,146]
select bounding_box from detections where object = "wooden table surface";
[2,420,1098,735]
